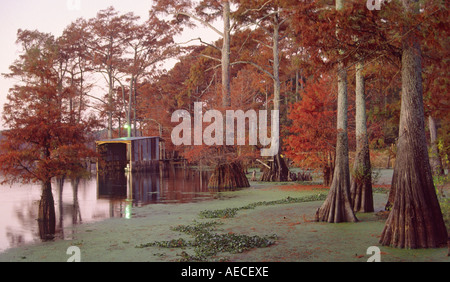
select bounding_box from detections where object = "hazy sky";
[0,0,220,129]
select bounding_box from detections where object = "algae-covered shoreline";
[0,183,448,262]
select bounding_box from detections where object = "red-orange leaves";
[286,75,337,171]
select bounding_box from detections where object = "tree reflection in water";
[1,166,214,251]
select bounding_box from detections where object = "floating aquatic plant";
[199,194,328,219]
[136,220,277,262]
[136,194,326,261]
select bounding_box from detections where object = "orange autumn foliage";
[286,75,337,173]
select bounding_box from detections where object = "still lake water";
[0,166,212,253]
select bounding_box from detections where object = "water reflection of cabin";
[96,137,163,172]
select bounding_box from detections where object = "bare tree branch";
[231,60,275,80]
[177,37,221,52]
[253,38,273,49]
[85,93,106,104]
[200,54,222,63]
[174,11,224,37]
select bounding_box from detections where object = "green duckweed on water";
[199,194,328,219]
[136,220,278,262]
[136,194,328,261]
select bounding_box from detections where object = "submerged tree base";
[38,181,56,241]
[260,153,289,182]
[316,132,358,223]
[350,158,374,213]
[315,178,358,223]
[208,161,250,190]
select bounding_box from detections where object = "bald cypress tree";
[315,0,358,223]
[380,0,448,249]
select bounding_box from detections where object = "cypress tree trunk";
[323,152,335,186]
[323,165,333,186]
[71,177,82,224]
[315,0,357,223]
[208,161,250,190]
[428,115,445,176]
[260,10,289,182]
[208,1,249,191]
[222,0,231,108]
[350,61,374,212]
[316,62,357,223]
[38,180,56,241]
[380,0,448,248]
[57,176,65,236]
[108,73,114,139]
[261,153,289,182]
